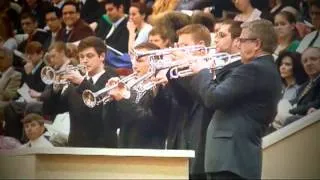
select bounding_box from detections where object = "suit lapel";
[0,68,14,91]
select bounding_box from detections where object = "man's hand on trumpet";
[62,69,85,85]
[190,59,211,74]
[153,69,169,87]
[107,77,130,101]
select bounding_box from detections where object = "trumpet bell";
[82,89,96,108]
[41,66,56,85]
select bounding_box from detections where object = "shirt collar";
[90,69,105,84]
[113,15,127,28]
[31,60,43,75]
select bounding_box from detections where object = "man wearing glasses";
[55,1,94,43]
[297,0,320,53]
[189,20,282,179]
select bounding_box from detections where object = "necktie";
[308,31,319,48]
[299,80,313,100]
[89,77,94,84]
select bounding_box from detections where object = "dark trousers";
[207,171,245,180]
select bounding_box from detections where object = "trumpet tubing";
[82,72,138,108]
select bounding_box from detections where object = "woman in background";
[274,11,300,56]
[127,2,153,52]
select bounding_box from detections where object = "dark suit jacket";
[80,0,104,24]
[56,19,94,43]
[42,69,118,147]
[190,55,282,179]
[105,17,129,53]
[116,87,172,149]
[22,61,46,92]
[167,60,242,175]
[289,76,320,115]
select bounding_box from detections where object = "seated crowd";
[0,0,319,179]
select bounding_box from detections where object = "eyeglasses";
[239,38,257,43]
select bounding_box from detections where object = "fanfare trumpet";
[82,71,155,108]
[132,45,215,61]
[40,64,87,85]
[168,53,241,79]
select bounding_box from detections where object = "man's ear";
[99,52,106,62]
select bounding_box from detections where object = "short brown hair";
[49,41,67,54]
[241,19,277,54]
[135,42,160,51]
[21,113,44,125]
[222,20,242,39]
[177,24,211,46]
[149,27,175,46]
[25,41,43,54]
[78,36,106,55]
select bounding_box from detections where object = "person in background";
[233,0,271,22]
[45,6,62,46]
[284,47,320,125]
[274,11,300,56]
[297,0,320,53]
[0,15,17,51]
[0,47,22,127]
[127,2,153,51]
[20,113,53,148]
[148,27,174,49]
[55,1,94,43]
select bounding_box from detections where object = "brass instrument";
[168,53,241,79]
[82,72,137,108]
[40,64,87,86]
[132,45,215,61]
[82,71,156,108]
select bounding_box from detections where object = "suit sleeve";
[42,85,70,115]
[190,64,256,110]
[289,95,320,115]
[0,72,22,101]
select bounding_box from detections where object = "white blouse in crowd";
[134,23,153,46]
[234,8,262,22]
[296,30,320,53]
[21,135,54,148]
[282,84,300,101]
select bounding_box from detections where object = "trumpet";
[132,45,215,61]
[82,72,138,108]
[169,53,241,79]
[40,64,87,85]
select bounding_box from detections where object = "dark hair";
[45,6,62,18]
[222,20,242,39]
[135,42,160,51]
[21,113,44,125]
[276,51,308,85]
[78,36,106,55]
[130,2,147,15]
[191,11,215,32]
[20,12,37,22]
[49,41,67,54]
[103,0,124,8]
[62,0,80,13]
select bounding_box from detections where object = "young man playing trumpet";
[108,42,175,149]
[42,36,118,147]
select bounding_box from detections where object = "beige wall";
[262,120,320,179]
